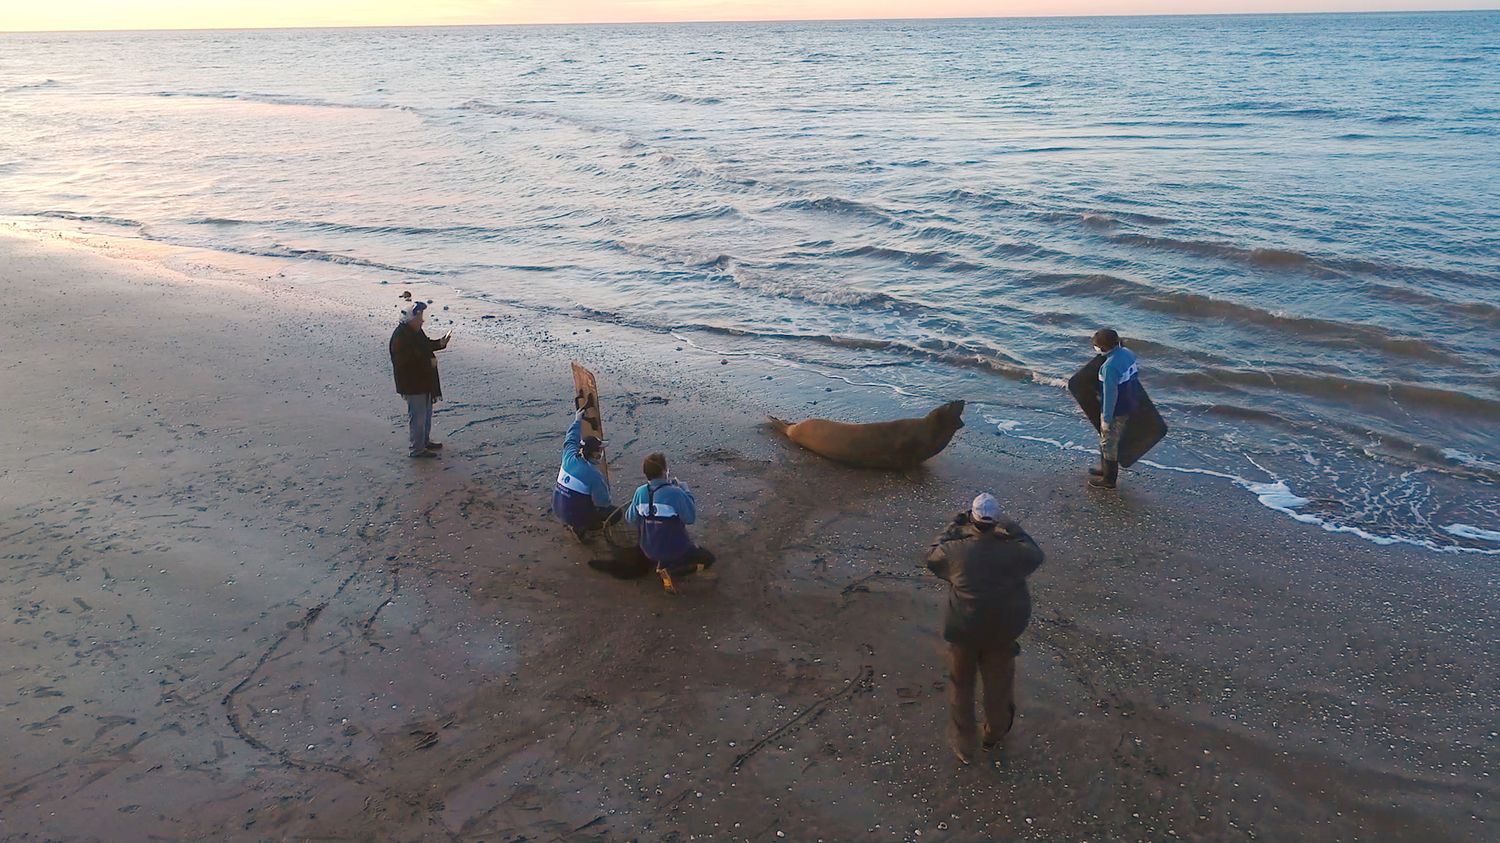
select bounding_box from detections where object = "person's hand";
[1100,419,1112,435]
[574,407,587,422]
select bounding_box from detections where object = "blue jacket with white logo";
[1099,346,1142,422]
[625,478,697,564]
[552,418,612,528]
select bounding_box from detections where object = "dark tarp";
[1068,355,1168,469]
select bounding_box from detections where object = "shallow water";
[1,12,1497,551]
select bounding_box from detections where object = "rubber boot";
[983,703,1017,750]
[657,567,680,595]
[1089,460,1119,489]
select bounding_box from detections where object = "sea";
[2,12,1497,553]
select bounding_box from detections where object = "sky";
[0,0,1492,31]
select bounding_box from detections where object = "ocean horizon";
[6,8,1500,33]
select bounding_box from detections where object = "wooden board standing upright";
[1067,355,1169,469]
[570,362,608,483]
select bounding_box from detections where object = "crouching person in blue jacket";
[626,452,714,594]
[553,407,617,540]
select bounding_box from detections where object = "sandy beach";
[1,224,1495,842]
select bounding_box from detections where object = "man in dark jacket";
[388,301,450,458]
[926,493,1045,764]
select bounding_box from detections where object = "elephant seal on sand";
[768,400,965,470]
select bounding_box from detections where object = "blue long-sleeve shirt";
[558,419,611,507]
[625,478,697,564]
[625,479,696,525]
[1099,346,1141,422]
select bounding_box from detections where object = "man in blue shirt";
[1090,328,1141,490]
[625,453,715,594]
[553,407,615,540]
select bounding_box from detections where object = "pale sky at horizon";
[1,0,1492,31]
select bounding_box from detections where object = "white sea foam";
[1029,372,1071,389]
[1441,448,1500,472]
[985,415,1500,555]
[1444,523,1500,543]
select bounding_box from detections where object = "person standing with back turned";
[926,493,1045,765]
[389,300,450,459]
[1089,328,1141,490]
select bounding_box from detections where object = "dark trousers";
[658,546,715,576]
[946,640,1017,754]
[575,504,619,534]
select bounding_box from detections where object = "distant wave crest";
[1,79,59,94]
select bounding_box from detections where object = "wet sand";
[1,226,1495,842]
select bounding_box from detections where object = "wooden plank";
[570,362,608,483]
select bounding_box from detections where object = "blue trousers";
[405,394,433,454]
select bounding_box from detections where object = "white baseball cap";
[971,493,1001,524]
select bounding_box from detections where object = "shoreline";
[9,214,1495,559]
[1,225,1496,841]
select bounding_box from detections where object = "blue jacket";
[552,419,611,528]
[625,478,696,564]
[1099,346,1142,422]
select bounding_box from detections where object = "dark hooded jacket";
[389,322,442,398]
[926,513,1044,647]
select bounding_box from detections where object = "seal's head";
[930,399,965,432]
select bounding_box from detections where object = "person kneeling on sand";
[625,453,714,594]
[553,407,617,540]
[388,300,451,459]
[926,493,1044,764]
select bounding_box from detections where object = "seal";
[768,400,965,470]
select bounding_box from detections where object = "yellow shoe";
[657,568,680,595]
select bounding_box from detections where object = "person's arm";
[563,411,583,459]
[938,511,970,543]
[926,511,971,576]
[1007,528,1045,577]
[925,540,952,580]
[675,484,696,525]
[624,487,642,524]
[1101,355,1120,423]
[588,471,612,508]
[391,331,415,367]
